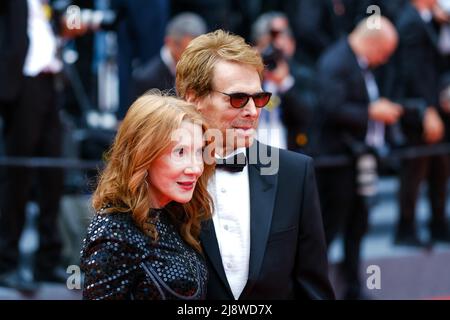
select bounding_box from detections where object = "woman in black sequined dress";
[81,92,214,299]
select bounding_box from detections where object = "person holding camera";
[251,12,319,154]
[61,0,169,120]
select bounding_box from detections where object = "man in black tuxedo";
[315,17,402,299]
[133,12,207,97]
[0,0,65,288]
[0,1,28,103]
[176,30,334,300]
[393,0,450,245]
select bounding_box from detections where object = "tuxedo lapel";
[239,142,278,298]
[199,219,234,297]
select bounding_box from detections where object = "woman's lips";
[177,181,196,191]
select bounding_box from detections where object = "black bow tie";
[216,152,247,172]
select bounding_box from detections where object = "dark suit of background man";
[316,17,402,299]
[133,12,207,97]
[285,0,351,68]
[393,0,450,246]
[0,0,65,287]
[109,0,169,120]
[176,30,335,300]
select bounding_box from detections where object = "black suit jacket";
[200,141,334,300]
[396,3,440,108]
[110,0,168,119]
[0,0,28,102]
[316,37,417,155]
[281,61,319,155]
[132,54,174,98]
[316,38,372,156]
[391,3,442,144]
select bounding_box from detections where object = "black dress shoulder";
[80,209,208,300]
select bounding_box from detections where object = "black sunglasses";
[214,91,272,109]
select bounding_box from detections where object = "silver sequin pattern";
[80,209,208,300]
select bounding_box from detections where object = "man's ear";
[185,90,196,103]
[185,90,201,110]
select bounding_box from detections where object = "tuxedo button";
[220,188,226,193]
[224,225,229,231]
[226,263,232,269]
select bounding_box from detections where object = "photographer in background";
[60,0,169,120]
[251,12,319,154]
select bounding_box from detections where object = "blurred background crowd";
[1,0,450,300]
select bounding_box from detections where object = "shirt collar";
[419,9,433,23]
[215,147,247,160]
[357,56,369,70]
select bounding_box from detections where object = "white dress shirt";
[23,0,62,76]
[209,147,250,299]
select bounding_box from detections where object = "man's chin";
[223,129,256,150]
[235,135,255,149]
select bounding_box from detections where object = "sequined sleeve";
[82,238,142,299]
[80,213,144,300]
[80,211,208,300]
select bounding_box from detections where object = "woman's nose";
[185,161,203,176]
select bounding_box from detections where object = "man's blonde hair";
[176,29,264,99]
